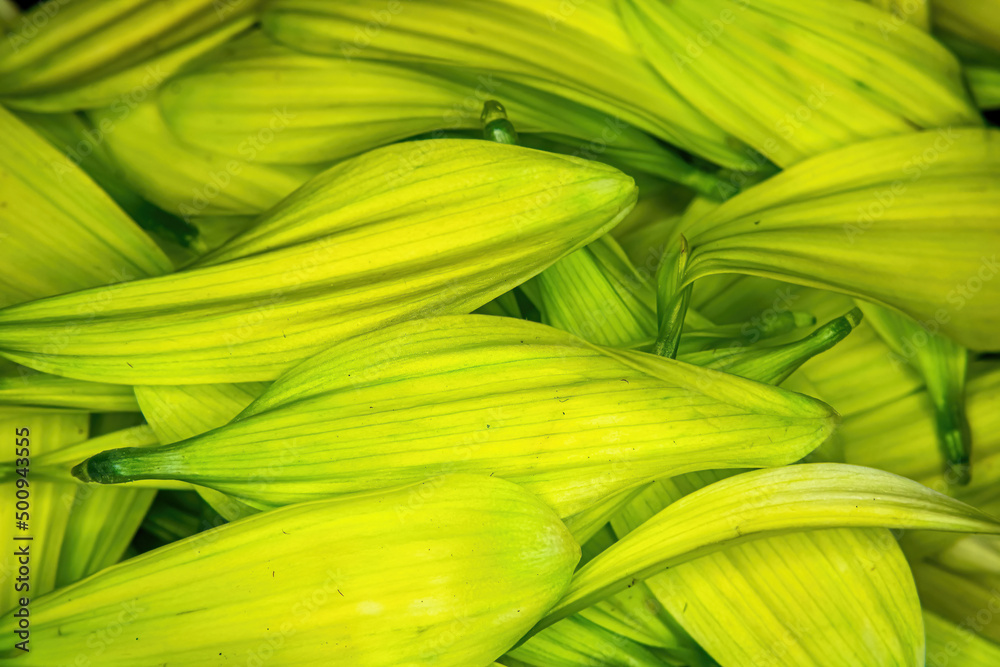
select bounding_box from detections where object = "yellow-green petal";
[0,105,171,306]
[621,0,977,167]
[678,129,1000,350]
[261,0,751,169]
[0,139,636,384]
[538,463,1000,630]
[0,0,257,111]
[0,474,580,666]
[158,31,722,194]
[89,98,319,218]
[74,314,836,517]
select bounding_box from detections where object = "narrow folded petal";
[0,139,637,383]
[261,0,751,169]
[537,463,1000,630]
[0,105,171,306]
[621,0,978,166]
[158,31,721,194]
[0,475,580,667]
[679,129,1000,350]
[0,0,256,111]
[73,315,836,517]
[89,99,319,218]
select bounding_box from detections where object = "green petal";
[135,383,266,445]
[261,0,752,169]
[0,105,171,306]
[646,528,922,667]
[159,31,721,194]
[0,409,89,613]
[968,64,1000,109]
[74,314,836,517]
[0,371,139,412]
[781,289,924,421]
[563,484,651,544]
[89,98,318,218]
[505,614,668,667]
[866,0,930,30]
[842,363,1000,496]
[653,235,692,359]
[912,560,1000,645]
[859,301,972,483]
[0,0,256,111]
[135,382,267,519]
[934,0,1000,52]
[604,467,924,667]
[578,583,704,660]
[530,235,657,348]
[621,0,978,166]
[0,139,636,383]
[683,307,861,385]
[15,109,199,250]
[924,610,1000,666]
[55,484,155,589]
[0,475,579,666]
[679,129,1000,350]
[537,463,1000,630]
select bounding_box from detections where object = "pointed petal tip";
[70,459,94,483]
[940,428,972,487]
[844,307,864,329]
[71,449,139,485]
